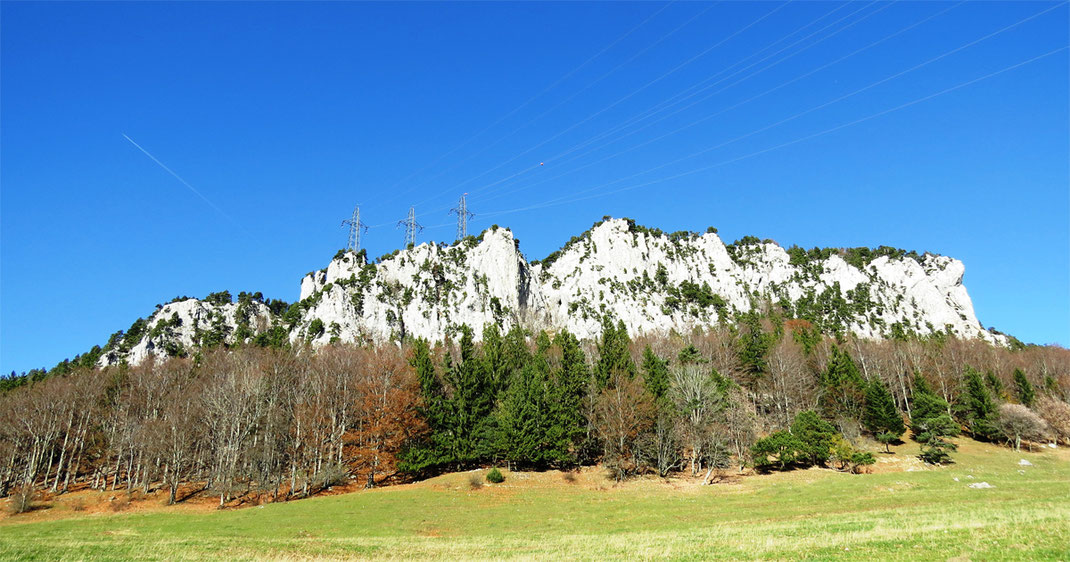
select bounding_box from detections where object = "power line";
[473,45,1068,221]
[412,0,864,219]
[423,1,792,206]
[471,0,961,209]
[377,1,679,210]
[476,0,1064,215]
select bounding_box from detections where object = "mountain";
[101,217,1005,366]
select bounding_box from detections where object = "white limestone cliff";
[101,218,1005,365]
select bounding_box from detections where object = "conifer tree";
[595,318,635,387]
[494,362,557,468]
[549,330,591,464]
[863,379,905,452]
[399,339,453,471]
[819,346,866,422]
[442,326,495,465]
[962,366,1000,441]
[909,375,959,444]
[641,346,670,401]
[790,410,838,466]
[1013,368,1035,407]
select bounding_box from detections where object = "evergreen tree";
[494,362,559,467]
[984,371,1005,399]
[962,366,1000,441]
[641,346,670,401]
[399,340,453,472]
[863,379,905,452]
[442,326,495,465]
[751,431,804,471]
[481,324,506,394]
[595,318,635,387]
[1013,368,1035,407]
[677,344,705,365]
[790,410,838,466]
[909,374,959,444]
[737,312,772,379]
[819,346,866,422]
[549,330,592,464]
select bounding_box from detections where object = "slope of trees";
[2,317,1069,507]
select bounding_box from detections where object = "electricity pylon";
[397,206,423,247]
[342,205,367,252]
[449,193,474,240]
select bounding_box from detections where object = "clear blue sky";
[2,1,1067,374]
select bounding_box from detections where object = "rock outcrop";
[100,218,1005,365]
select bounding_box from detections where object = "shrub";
[562,471,577,484]
[7,484,34,514]
[752,430,804,470]
[849,452,875,474]
[467,473,483,490]
[110,494,131,512]
[486,468,504,484]
[919,435,957,465]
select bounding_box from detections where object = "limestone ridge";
[101,218,1004,366]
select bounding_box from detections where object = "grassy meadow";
[1,438,1068,560]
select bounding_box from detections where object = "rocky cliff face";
[100,218,1004,365]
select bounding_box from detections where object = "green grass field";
[2,439,1068,560]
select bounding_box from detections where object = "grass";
[1,439,1068,560]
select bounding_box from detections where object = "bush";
[7,484,34,514]
[486,468,504,484]
[562,471,577,484]
[919,436,957,465]
[467,473,483,490]
[752,430,804,471]
[110,494,131,512]
[849,452,875,474]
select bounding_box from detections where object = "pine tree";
[641,346,670,401]
[595,318,635,387]
[442,326,495,466]
[398,339,453,472]
[863,379,905,452]
[494,362,557,468]
[549,330,591,465]
[819,346,866,422]
[962,366,1000,441]
[909,374,959,444]
[677,344,705,365]
[790,410,838,466]
[1013,368,1035,407]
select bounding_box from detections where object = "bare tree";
[593,374,654,481]
[1034,397,1070,445]
[669,364,725,476]
[998,404,1049,452]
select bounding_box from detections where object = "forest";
[2,317,1069,512]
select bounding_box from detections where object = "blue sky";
[2,1,1067,374]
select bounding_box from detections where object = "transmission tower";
[449,193,475,240]
[396,206,423,247]
[341,205,368,252]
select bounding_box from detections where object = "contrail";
[121,133,248,233]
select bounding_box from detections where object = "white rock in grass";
[967,482,995,489]
[1019,459,1033,466]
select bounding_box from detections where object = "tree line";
[2,317,1069,508]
